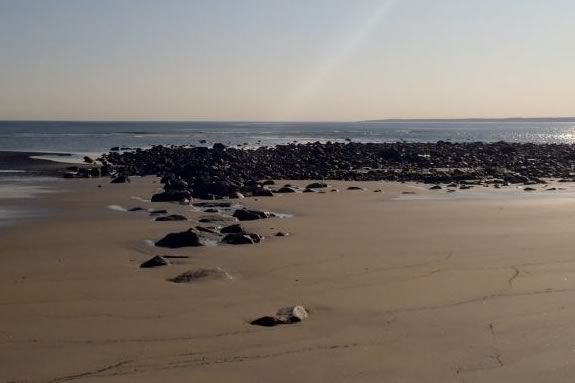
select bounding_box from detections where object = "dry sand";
[2,178,575,382]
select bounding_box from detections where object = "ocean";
[2,120,575,159]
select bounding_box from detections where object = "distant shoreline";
[1,117,575,124]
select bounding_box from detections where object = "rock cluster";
[97,141,575,198]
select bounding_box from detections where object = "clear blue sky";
[0,0,574,121]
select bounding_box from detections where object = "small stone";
[140,256,170,268]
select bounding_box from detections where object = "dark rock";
[347,186,365,191]
[221,233,262,245]
[261,180,275,186]
[110,175,130,184]
[149,209,168,215]
[221,224,246,234]
[83,156,94,164]
[252,188,274,197]
[155,214,187,222]
[306,182,328,189]
[63,172,76,179]
[275,232,288,237]
[128,207,146,212]
[155,229,203,248]
[250,316,278,327]
[430,185,442,190]
[251,305,309,327]
[276,186,298,193]
[140,256,170,268]
[232,209,271,221]
[151,190,191,202]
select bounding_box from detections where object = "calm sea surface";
[2,120,575,157]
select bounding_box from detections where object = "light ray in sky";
[278,0,401,120]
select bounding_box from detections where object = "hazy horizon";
[1,0,574,121]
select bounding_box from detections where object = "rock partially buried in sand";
[110,175,130,184]
[140,255,170,268]
[306,182,328,189]
[276,186,299,193]
[155,214,188,222]
[170,268,232,283]
[233,209,273,221]
[155,229,203,248]
[429,185,442,190]
[221,233,262,245]
[347,186,365,191]
[251,305,309,327]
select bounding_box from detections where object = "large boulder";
[155,229,203,248]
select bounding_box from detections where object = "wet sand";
[0,151,75,177]
[2,178,575,382]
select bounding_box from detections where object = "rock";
[199,215,233,223]
[155,214,187,222]
[233,209,272,221]
[110,175,130,184]
[276,305,309,323]
[195,226,219,233]
[149,209,168,215]
[83,156,94,163]
[151,190,191,202]
[306,182,328,189]
[155,229,203,248]
[347,186,365,191]
[140,255,170,268]
[251,305,309,327]
[193,202,232,208]
[128,207,146,212]
[63,172,76,179]
[524,187,536,191]
[250,316,278,327]
[252,188,275,197]
[429,185,442,190]
[222,233,262,245]
[170,268,232,283]
[261,180,275,186]
[204,208,219,213]
[220,224,246,234]
[276,186,299,193]
[275,232,288,237]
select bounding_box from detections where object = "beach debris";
[232,209,274,221]
[140,255,170,268]
[155,229,203,248]
[155,214,187,222]
[170,268,232,283]
[251,305,309,327]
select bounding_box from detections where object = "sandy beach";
[2,177,575,382]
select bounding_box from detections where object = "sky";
[0,0,574,121]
